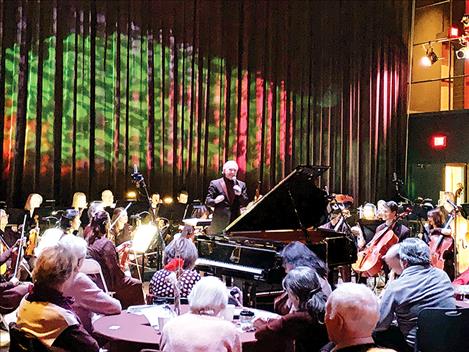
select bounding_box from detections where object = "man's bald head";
[325,283,379,345]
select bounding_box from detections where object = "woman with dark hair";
[425,208,454,280]
[149,236,200,299]
[86,210,145,308]
[423,208,445,243]
[109,207,132,246]
[274,241,331,315]
[254,266,329,352]
[60,209,81,235]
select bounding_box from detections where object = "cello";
[428,211,453,270]
[352,209,410,277]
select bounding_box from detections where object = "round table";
[93,306,277,351]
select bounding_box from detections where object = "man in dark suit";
[205,160,249,234]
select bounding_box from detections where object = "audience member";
[160,276,241,352]
[149,236,200,300]
[16,242,99,351]
[274,241,331,315]
[86,210,145,308]
[324,283,379,351]
[254,266,329,352]
[61,235,122,333]
[374,238,455,351]
[382,243,403,281]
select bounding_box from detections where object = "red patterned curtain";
[0,0,410,207]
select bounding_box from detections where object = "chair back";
[416,307,469,352]
[80,258,109,292]
[0,313,9,330]
[8,323,50,352]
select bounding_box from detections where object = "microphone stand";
[131,168,165,272]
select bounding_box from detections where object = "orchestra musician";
[149,193,162,219]
[205,160,249,234]
[101,189,116,221]
[23,193,43,231]
[60,209,82,236]
[319,208,350,233]
[86,210,145,308]
[425,208,454,280]
[109,207,132,246]
[359,201,410,250]
[0,209,19,247]
[72,191,89,226]
[82,201,105,241]
[320,208,353,282]
[0,239,33,314]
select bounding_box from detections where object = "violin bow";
[12,215,27,279]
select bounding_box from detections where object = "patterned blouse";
[149,269,201,298]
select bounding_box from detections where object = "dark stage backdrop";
[0,0,410,207]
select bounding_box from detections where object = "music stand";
[129,224,159,282]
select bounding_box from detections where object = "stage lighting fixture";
[456,45,469,59]
[421,47,438,66]
[126,190,137,201]
[163,196,173,204]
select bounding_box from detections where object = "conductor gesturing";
[205,160,249,234]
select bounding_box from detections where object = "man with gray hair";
[205,160,249,234]
[324,283,379,351]
[374,237,455,351]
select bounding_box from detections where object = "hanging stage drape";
[0,0,410,207]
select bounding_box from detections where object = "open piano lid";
[225,165,329,234]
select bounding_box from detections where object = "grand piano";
[195,165,357,306]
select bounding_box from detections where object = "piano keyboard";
[195,258,263,276]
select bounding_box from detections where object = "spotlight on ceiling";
[421,47,438,66]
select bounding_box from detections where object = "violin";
[352,209,410,277]
[116,241,132,270]
[24,215,39,257]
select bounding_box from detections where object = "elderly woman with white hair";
[15,242,99,351]
[160,276,241,352]
[254,266,329,352]
[149,236,201,301]
[61,235,122,333]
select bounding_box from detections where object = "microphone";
[392,172,397,183]
[133,164,138,174]
[232,176,238,185]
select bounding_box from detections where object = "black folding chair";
[415,307,469,352]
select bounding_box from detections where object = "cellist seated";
[352,201,410,277]
[0,239,33,314]
[373,201,410,243]
[425,209,454,280]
